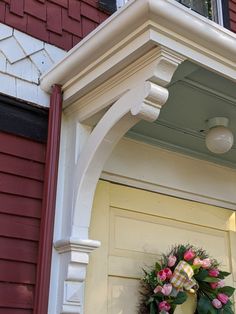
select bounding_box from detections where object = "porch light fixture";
[205,117,234,154]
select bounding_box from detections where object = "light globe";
[206,126,234,154]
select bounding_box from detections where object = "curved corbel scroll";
[71,80,169,239]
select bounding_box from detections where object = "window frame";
[116,0,225,26]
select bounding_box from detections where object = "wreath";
[139,244,235,314]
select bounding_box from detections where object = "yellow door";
[85,181,236,314]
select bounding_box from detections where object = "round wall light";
[205,117,234,154]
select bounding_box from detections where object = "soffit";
[128,61,236,168]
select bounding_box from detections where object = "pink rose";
[212,299,222,309]
[168,255,177,267]
[154,285,162,294]
[210,280,225,289]
[164,268,172,279]
[193,257,202,267]
[158,270,167,281]
[217,280,225,288]
[210,282,218,289]
[161,284,172,296]
[217,293,229,304]
[201,258,211,269]
[208,269,219,277]
[184,250,195,261]
[159,301,171,312]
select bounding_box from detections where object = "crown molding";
[54,238,101,254]
[40,0,236,99]
[63,46,184,122]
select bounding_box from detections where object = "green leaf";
[219,271,231,278]
[208,306,218,314]
[150,301,157,314]
[223,304,234,314]
[195,269,208,281]
[218,286,235,297]
[172,291,188,305]
[192,264,201,271]
[211,308,218,314]
[175,244,187,261]
[197,295,212,314]
[155,262,161,272]
[202,276,220,283]
[147,296,154,304]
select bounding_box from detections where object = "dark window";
[178,0,212,18]
[99,0,117,14]
[0,94,48,143]
[221,0,230,29]
[98,0,230,30]
[176,0,220,21]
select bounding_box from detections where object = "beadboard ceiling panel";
[127,61,236,168]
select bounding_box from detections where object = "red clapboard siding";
[0,130,46,313]
[0,260,36,284]
[0,172,43,199]
[0,309,32,314]
[0,193,41,218]
[0,213,40,241]
[0,282,34,309]
[0,153,45,181]
[0,133,46,163]
[0,237,38,264]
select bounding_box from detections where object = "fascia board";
[40,0,236,94]
[62,28,155,106]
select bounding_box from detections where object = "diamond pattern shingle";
[0,22,66,106]
[0,0,110,51]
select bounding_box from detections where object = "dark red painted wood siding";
[0,0,110,50]
[0,131,46,314]
[229,0,236,32]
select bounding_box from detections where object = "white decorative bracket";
[55,81,168,314]
[72,81,168,239]
[54,47,186,314]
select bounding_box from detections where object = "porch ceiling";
[40,0,236,169]
[127,61,236,168]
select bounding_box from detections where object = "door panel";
[85,181,236,314]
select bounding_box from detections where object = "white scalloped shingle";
[6,58,40,83]
[44,43,66,63]
[0,22,65,107]
[16,78,38,103]
[0,36,26,63]
[0,24,13,41]
[0,72,16,97]
[14,30,44,56]
[0,52,7,72]
[30,50,54,74]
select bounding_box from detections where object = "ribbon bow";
[170,261,196,290]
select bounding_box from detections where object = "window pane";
[177,0,213,19]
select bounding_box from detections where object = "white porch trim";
[40,0,236,313]
[51,77,173,313]
[41,0,236,97]
[48,49,184,313]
